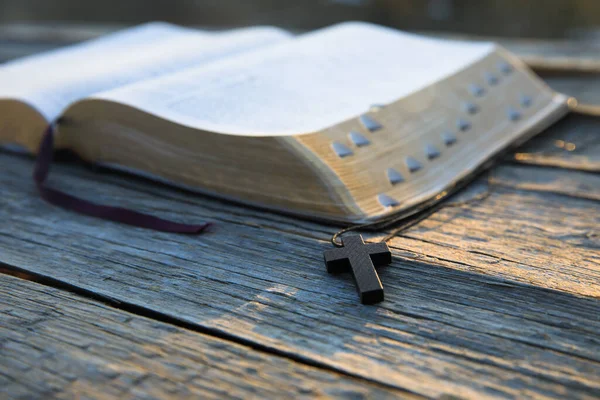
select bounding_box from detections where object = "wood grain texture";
[511,114,600,171]
[2,35,600,399]
[0,274,407,400]
[1,129,599,399]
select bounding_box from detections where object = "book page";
[0,22,291,122]
[90,22,495,136]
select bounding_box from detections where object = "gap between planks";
[0,263,419,396]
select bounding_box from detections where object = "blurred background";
[0,0,598,63]
[0,0,598,95]
[0,0,599,36]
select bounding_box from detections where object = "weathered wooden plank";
[435,33,600,73]
[0,23,115,44]
[384,182,599,297]
[1,148,599,399]
[543,75,600,116]
[510,114,600,171]
[1,32,599,396]
[499,38,600,74]
[0,274,407,399]
[491,164,600,201]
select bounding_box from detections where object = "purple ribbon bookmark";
[33,126,211,233]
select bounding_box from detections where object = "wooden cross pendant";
[323,234,392,304]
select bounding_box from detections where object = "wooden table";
[1,28,599,399]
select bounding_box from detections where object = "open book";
[0,22,568,224]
